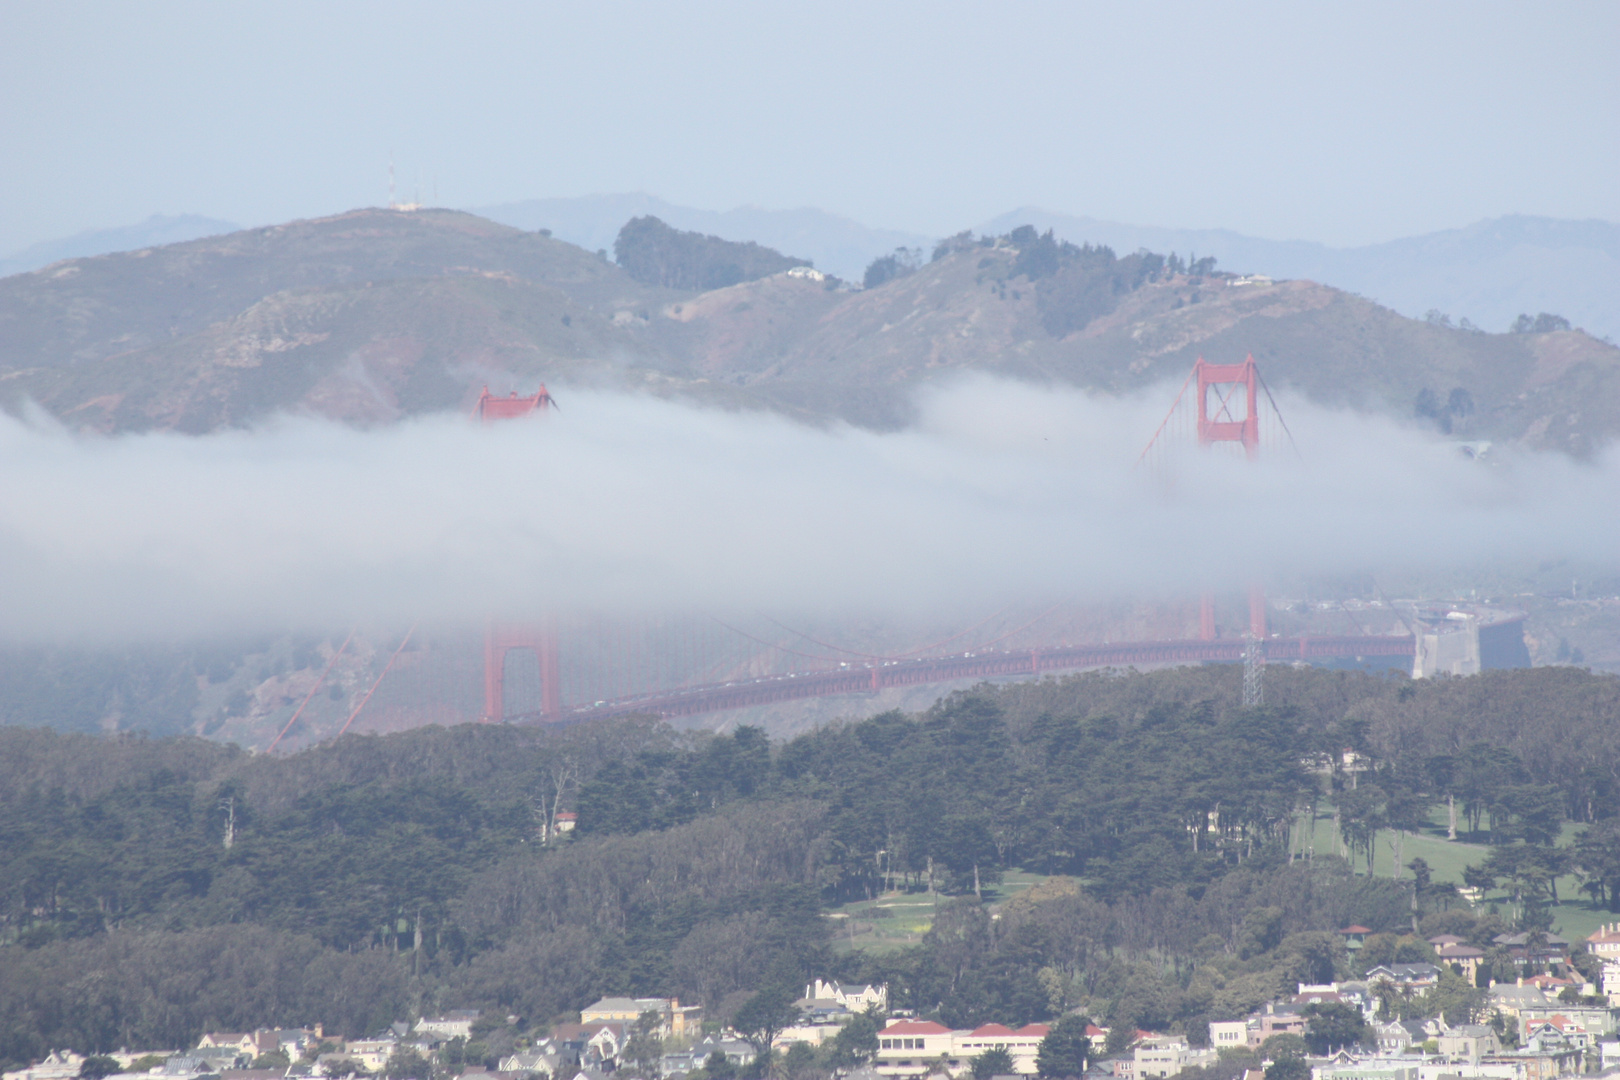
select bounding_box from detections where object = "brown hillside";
[0,208,730,429]
[0,208,667,369]
[3,211,1617,451]
[646,244,1620,450]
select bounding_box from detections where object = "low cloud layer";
[1,378,1615,642]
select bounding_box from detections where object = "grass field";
[826,869,1052,954]
[1294,802,1618,942]
[823,804,1620,953]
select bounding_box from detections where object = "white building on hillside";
[806,980,888,1012]
[417,1012,480,1041]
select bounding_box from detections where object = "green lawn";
[1297,802,1618,942]
[825,869,1052,954]
[824,807,1620,954]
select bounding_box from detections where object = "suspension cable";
[267,629,355,753]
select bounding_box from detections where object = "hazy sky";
[3,0,1617,254]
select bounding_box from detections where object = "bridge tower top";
[1195,355,1260,459]
[474,384,555,423]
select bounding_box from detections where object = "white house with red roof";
[874,1020,1051,1076]
[876,1020,955,1076]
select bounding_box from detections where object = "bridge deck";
[513,634,1415,724]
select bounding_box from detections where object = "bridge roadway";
[514,633,1416,724]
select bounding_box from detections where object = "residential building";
[198,1035,259,1057]
[1294,982,1374,1023]
[1133,1037,1214,1080]
[1312,1065,1419,1080]
[550,1023,625,1070]
[1209,1022,1250,1050]
[499,1050,562,1076]
[1364,964,1442,990]
[1520,1016,1592,1051]
[806,979,888,1013]
[1600,1039,1620,1072]
[1437,1025,1500,1063]
[953,1024,1049,1075]
[340,1040,397,1073]
[164,1054,240,1075]
[1435,943,1485,983]
[1420,1066,1523,1080]
[1487,984,1551,1020]
[1372,1021,1416,1055]
[661,1036,754,1077]
[874,1020,1050,1077]
[1490,934,1570,969]
[579,997,701,1039]
[875,1020,955,1076]
[774,1023,842,1050]
[417,1013,480,1041]
[1295,989,1347,1007]
[1,1052,85,1080]
[1585,924,1620,962]
[1520,1004,1612,1037]
[1485,1049,1581,1080]
[1257,1003,1308,1042]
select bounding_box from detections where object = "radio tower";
[1242,634,1265,708]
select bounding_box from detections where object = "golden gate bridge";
[267,366,1418,750]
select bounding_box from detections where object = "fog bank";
[1,379,1615,642]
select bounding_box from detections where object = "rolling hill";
[2,207,1618,452]
[980,209,1620,343]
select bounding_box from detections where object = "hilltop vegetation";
[3,664,1619,1065]
[1,208,1615,449]
[614,216,811,291]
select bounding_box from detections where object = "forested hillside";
[3,665,1619,1067]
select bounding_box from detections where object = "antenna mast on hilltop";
[386,153,422,212]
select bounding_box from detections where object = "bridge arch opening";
[500,648,545,719]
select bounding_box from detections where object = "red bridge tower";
[475,385,562,721]
[1193,356,1267,642]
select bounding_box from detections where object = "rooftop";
[882,1021,952,1036]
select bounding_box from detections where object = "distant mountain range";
[0,213,240,278]
[2,206,1616,455]
[9,201,1616,344]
